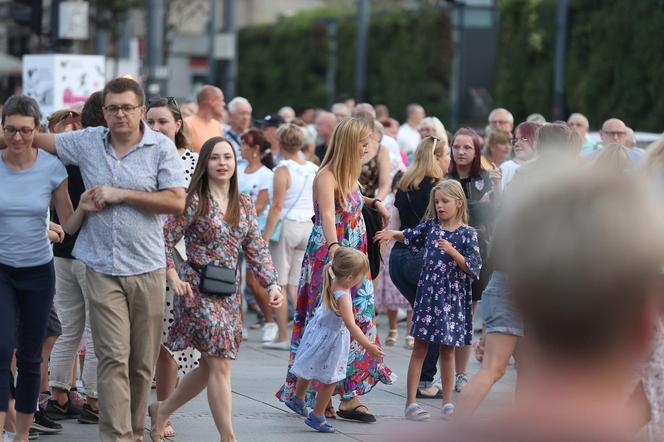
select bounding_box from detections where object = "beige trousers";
[87,268,165,442]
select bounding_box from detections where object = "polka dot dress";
[162,149,201,377]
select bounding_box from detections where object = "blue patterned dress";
[403,220,482,346]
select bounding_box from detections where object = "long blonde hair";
[424,179,469,225]
[593,143,632,172]
[319,118,372,206]
[321,248,369,315]
[399,137,446,191]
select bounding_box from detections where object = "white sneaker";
[242,327,249,341]
[261,322,278,342]
[442,403,455,420]
[262,340,290,351]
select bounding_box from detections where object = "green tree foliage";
[237,7,452,121]
[494,0,664,131]
[492,0,556,122]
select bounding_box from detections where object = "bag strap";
[281,168,310,221]
[405,191,424,222]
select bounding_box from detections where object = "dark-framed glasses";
[3,126,35,137]
[103,104,142,115]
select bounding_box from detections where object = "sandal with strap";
[336,404,376,423]
[147,402,165,441]
[285,396,309,417]
[304,412,335,433]
[163,421,176,438]
[385,329,398,346]
[405,403,431,421]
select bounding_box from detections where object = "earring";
[253,153,257,159]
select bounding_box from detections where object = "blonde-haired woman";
[276,118,395,422]
[418,117,448,142]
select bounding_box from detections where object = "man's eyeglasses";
[602,130,626,138]
[3,126,35,137]
[103,104,142,115]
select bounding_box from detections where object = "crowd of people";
[0,76,663,442]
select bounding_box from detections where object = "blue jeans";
[389,246,439,384]
[0,260,55,413]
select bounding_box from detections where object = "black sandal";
[336,404,376,423]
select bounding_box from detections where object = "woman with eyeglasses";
[0,95,96,442]
[498,122,541,191]
[145,97,199,439]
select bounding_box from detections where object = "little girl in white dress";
[285,247,384,433]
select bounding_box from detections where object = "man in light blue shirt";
[32,78,186,442]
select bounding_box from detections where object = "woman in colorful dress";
[145,97,200,438]
[149,137,283,442]
[275,117,395,423]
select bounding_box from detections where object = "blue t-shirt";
[0,149,68,267]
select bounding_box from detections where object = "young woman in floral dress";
[275,118,395,423]
[149,137,283,442]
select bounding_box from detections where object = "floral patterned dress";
[403,220,481,346]
[276,190,395,406]
[163,193,278,359]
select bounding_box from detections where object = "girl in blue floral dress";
[375,179,481,420]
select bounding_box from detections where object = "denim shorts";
[481,271,524,337]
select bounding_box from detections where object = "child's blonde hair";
[322,247,369,315]
[424,179,469,225]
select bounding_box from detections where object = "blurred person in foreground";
[428,161,664,441]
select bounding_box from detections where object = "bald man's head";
[196,85,225,120]
[600,118,628,146]
[315,111,337,142]
[567,113,589,137]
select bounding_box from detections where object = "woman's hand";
[366,343,384,359]
[328,243,341,258]
[48,222,65,243]
[79,188,105,211]
[268,286,284,308]
[168,272,192,297]
[374,201,390,227]
[488,166,502,184]
[373,229,393,245]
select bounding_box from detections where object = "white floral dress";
[162,149,200,376]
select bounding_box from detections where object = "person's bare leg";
[405,340,428,405]
[454,345,472,377]
[312,384,337,417]
[293,377,311,401]
[0,410,7,436]
[153,358,209,435]
[40,336,57,394]
[205,357,236,442]
[155,346,178,402]
[270,284,290,343]
[14,411,34,442]
[438,345,455,404]
[454,333,518,418]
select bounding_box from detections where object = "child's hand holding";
[373,229,393,245]
[366,343,384,359]
[438,239,458,254]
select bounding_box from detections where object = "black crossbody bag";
[189,262,236,297]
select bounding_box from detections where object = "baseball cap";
[260,114,285,128]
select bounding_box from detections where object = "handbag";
[362,203,383,279]
[270,174,309,242]
[189,262,236,297]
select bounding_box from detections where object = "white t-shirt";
[381,134,405,176]
[500,160,521,191]
[397,123,421,155]
[237,164,274,217]
[277,160,318,222]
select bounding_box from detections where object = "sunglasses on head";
[147,96,179,109]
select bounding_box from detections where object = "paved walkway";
[55,318,516,441]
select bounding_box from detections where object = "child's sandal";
[305,412,335,433]
[385,329,398,346]
[285,396,309,417]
